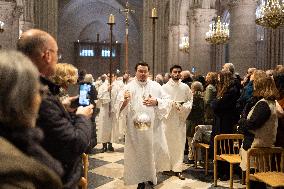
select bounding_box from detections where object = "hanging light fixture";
[205,0,229,44]
[255,0,283,29]
[179,35,190,53]
[205,16,229,44]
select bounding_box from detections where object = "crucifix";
[119,1,135,74]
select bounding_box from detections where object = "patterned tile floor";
[87,143,246,189]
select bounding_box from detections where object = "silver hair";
[0,50,39,127]
[84,74,94,83]
[191,81,204,92]
[224,63,235,74]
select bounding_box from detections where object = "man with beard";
[161,65,193,179]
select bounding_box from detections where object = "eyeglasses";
[47,49,62,60]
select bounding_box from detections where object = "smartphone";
[78,83,92,106]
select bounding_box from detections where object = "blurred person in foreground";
[17,29,93,189]
[0,50,63,189]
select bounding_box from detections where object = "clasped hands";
[143,94,158,106]
[172,101,183,111]
[123,91,158,106]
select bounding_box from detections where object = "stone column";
[229,0,257,75]
[34,0,58,39]
[168,24,189,69]
[190,8,216,75]
[178,24,190,70]
[168,25,179,67]
[0,1,23,49]
[20,0,34,33]
[142,0,153,68]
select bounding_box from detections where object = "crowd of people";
[0,28,283,189]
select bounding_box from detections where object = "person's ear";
[42,50,52,64]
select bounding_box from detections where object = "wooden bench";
[246,147,284,189]
[214,134,244,189]
[194,142,210,175]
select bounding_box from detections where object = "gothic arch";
[58,0,142,72]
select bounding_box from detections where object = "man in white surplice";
[118,62,171,189]
[97,75,119,152]
[162,65,193,180]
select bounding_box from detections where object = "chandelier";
[205,16,229,44]
[255,0,283,29]
[179,36,189,53]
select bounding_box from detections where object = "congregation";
[0,28,284,189]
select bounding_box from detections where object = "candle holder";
[107,15,115,117]
[150,8,158,80]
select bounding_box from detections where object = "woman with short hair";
[0,50,63,188]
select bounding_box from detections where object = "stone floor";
[87,143,246,189]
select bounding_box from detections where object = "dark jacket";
[37,77,92,189]
[211,83,240,134]
[0,123,64,177]
[209,82,240,157]
[0,137,62,189]
[239,99,277,150]
[186,91,205,137]
[236,81,254,113]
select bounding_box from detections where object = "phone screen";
[79,83,91,106]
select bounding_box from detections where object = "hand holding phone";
[79,83,92,106]
[76,104,94,119]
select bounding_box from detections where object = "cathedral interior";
[1,1,284,189]
[0,0,283,78]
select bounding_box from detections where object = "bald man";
[17,29,94,189]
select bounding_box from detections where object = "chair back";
[247,147,284,174]
[214,134,244,159]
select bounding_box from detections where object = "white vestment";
[111,79,128,140]
[162,79,193,172]
[97,81,120,143]
[118,78,171,185]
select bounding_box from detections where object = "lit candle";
[108,14,115,24]
[151,8,157,17]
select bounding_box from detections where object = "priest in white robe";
[97,75,119,152]
[118,62,171,189]
[161,65,193,180]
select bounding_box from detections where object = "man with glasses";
[161,65,193,180]
[17,29,94,189]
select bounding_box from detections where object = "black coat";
[37,77,92,189]
[209,83,240,157]
[211,83,240,134]
[0,137,63,189]
[0,123,64,178]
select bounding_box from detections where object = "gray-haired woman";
[0,50,63,189]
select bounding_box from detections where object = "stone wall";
[57,0,143,77]
[0,0,23,49]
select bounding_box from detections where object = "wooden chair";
[194,142,210,175]
[193,125,211,176]
[214,134,244,189]
[79,153,89,189]
[246,147,284,189]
